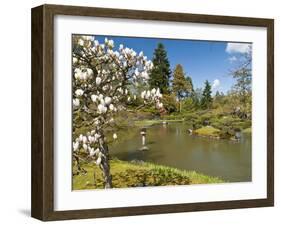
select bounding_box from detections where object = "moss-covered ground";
[193,126,221,138]
[73,159,224,190]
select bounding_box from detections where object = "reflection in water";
[110,123,252,182]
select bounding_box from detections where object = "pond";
[110,122,252,182]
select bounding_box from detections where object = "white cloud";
[212,79,220,91]
[226,43,251,54]
[228,56,237,63]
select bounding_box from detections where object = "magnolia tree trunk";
[99,136,112,188]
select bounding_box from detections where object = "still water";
[110,123,252,182]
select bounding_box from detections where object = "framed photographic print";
[31,4,274,221]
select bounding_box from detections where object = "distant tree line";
[140,42,252,118]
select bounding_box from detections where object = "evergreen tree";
[186,76,194,96]
[172,64,192,112]
[215,91,220,98]
[201,80,213,109]
[149,43,171,94]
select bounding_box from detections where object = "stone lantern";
[140,128,147,146]
[139,128,149,151]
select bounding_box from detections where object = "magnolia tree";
[72,36,163,188]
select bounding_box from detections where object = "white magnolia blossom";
[91,94,98,103]
[98,94,103,100]
[89,148,95,156]
[97,104,107,114]
[88,136,95,143]
[141,88,162,100]
[156,88,162,97]
[157,102,163,109]
[94,133,101,140]
[73,57,78,64]
[141,91,146,99]
[73,98,80,108]
[87,68,93,77]
[90,148,100,157]
[135,68,140,76]
[104,97,112,105]
[141,71,149,80]
[75,89,84,97]
[74,68,92,80]
[72,36,162,168]
[96,155,102,165]
[109,104,114,111]
[78,39,84,46]
[96,77,102,85]
[94,40,99,46]
[83,143,88,151]
[146,90,151,99]
[82,136,87,144]
[73,142,79,152]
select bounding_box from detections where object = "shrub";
[182,97,195,111]
[162,94,177,113]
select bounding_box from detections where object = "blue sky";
[79,34,251,94]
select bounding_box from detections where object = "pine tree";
[186,76,194,97]
[149,43,171,94]
[215,91,220,98]
[201,80,213,109]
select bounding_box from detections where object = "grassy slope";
[73,159,224,190]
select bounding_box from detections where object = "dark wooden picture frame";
[31,4,274,221]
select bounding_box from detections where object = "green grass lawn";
[73,159,224,190]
